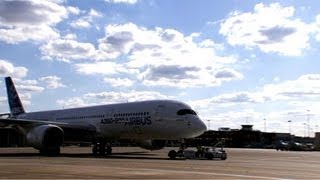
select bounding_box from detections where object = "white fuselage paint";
[16,100,207,141]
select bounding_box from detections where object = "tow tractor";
[168,140,227,160]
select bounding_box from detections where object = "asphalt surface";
[0,147,319,179]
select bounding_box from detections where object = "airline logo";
[101,115,152,126]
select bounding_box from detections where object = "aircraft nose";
[191,118,207,137]
[198,119,207,132]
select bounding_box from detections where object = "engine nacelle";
[135,139,167,150]
[26,124,64,150]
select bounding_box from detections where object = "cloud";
[104,77,134,87]
[192,92,264,111]
[11,80,42,96]
[142,65,199,81]
[15,85,44,93]
[219,3,312,56]
[263,74,320,100]
[258,26,296,44]
[0,0,68,43]
[57,90,170,108]
[70,8,102,29]
[40,39,96,62]
[138,65,243,88]
[75,61,134,75]
[39,76,66,89]
[313,14,320,42]
[105,0,138,4]
[100,23,241,88]
[57,97,91,108]
[194,73,320,108]
[214,69,244,79]
[190,73,320,134]
[67,6,80,15]
[84,91,169,102]
[0,59,28,78]
[41,22,242,88]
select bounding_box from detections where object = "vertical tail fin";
[5,77,25,117]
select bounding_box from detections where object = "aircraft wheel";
[106,145,112,155]
[99,143,106,155]
[40,147,60,156]
[168,150,177,159]
[92,145,98,156]
[206,153,213,160]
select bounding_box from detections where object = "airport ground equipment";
[168,146,227,160]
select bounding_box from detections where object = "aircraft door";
[155,104,164,122]
[107,108,114,118]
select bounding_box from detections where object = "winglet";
[5,77,25,117]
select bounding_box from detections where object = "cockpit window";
[177,109,197,115]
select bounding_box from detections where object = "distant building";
[218,127,231,131]
[241,124,253,131]
[314,132,320,146]
[186,124,315,149]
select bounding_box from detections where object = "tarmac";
[0,147,319,179]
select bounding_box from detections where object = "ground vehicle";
[168,146,227,160]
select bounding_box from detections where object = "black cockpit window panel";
[177,109,197,115]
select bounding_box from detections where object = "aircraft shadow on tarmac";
[0,152,175,160]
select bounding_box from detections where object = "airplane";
[0,77,207,155]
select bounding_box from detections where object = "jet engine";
[135,139,167,150]
[26,124,64,151]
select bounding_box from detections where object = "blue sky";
[0,0,320,137]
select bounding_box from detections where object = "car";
[168,146,227,160]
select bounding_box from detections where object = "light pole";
[303,123,307,137]
[307,110,310,137]
[207,119,211,130]
[264,118,266,132]
[288,120,292,134]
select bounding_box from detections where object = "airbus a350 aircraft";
[0,77,207,155]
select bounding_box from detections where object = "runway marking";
[110,167,288,180]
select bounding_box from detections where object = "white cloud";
[190,73,320,135]
[57,97,91,108]
[39,76,66,89]
[104,77,134,87]
[219,3,313,56]
[98,23,241,88]
[84,90,169,103]
[41,22,243,88]
[12,78,42,92]
[262,74,320,100]
[70,8,102,29]
[40,39,96,62]
[105,0,138,4]
[0,59,28,78]
[194,73,320,108]
[314,14,320,41]
[67,6,80,15]
[0,0,68,43]
[16,85,44,93]
[57,90,170,108]
[75,62,134,75]
[64,33,77,40]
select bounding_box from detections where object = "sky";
[0,0,320,137]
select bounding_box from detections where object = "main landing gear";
[168,142,187,159]
[39,147,61,156]
[92,142,112,156]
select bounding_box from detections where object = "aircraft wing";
[0,118,67,126]
[0,118,96,132]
